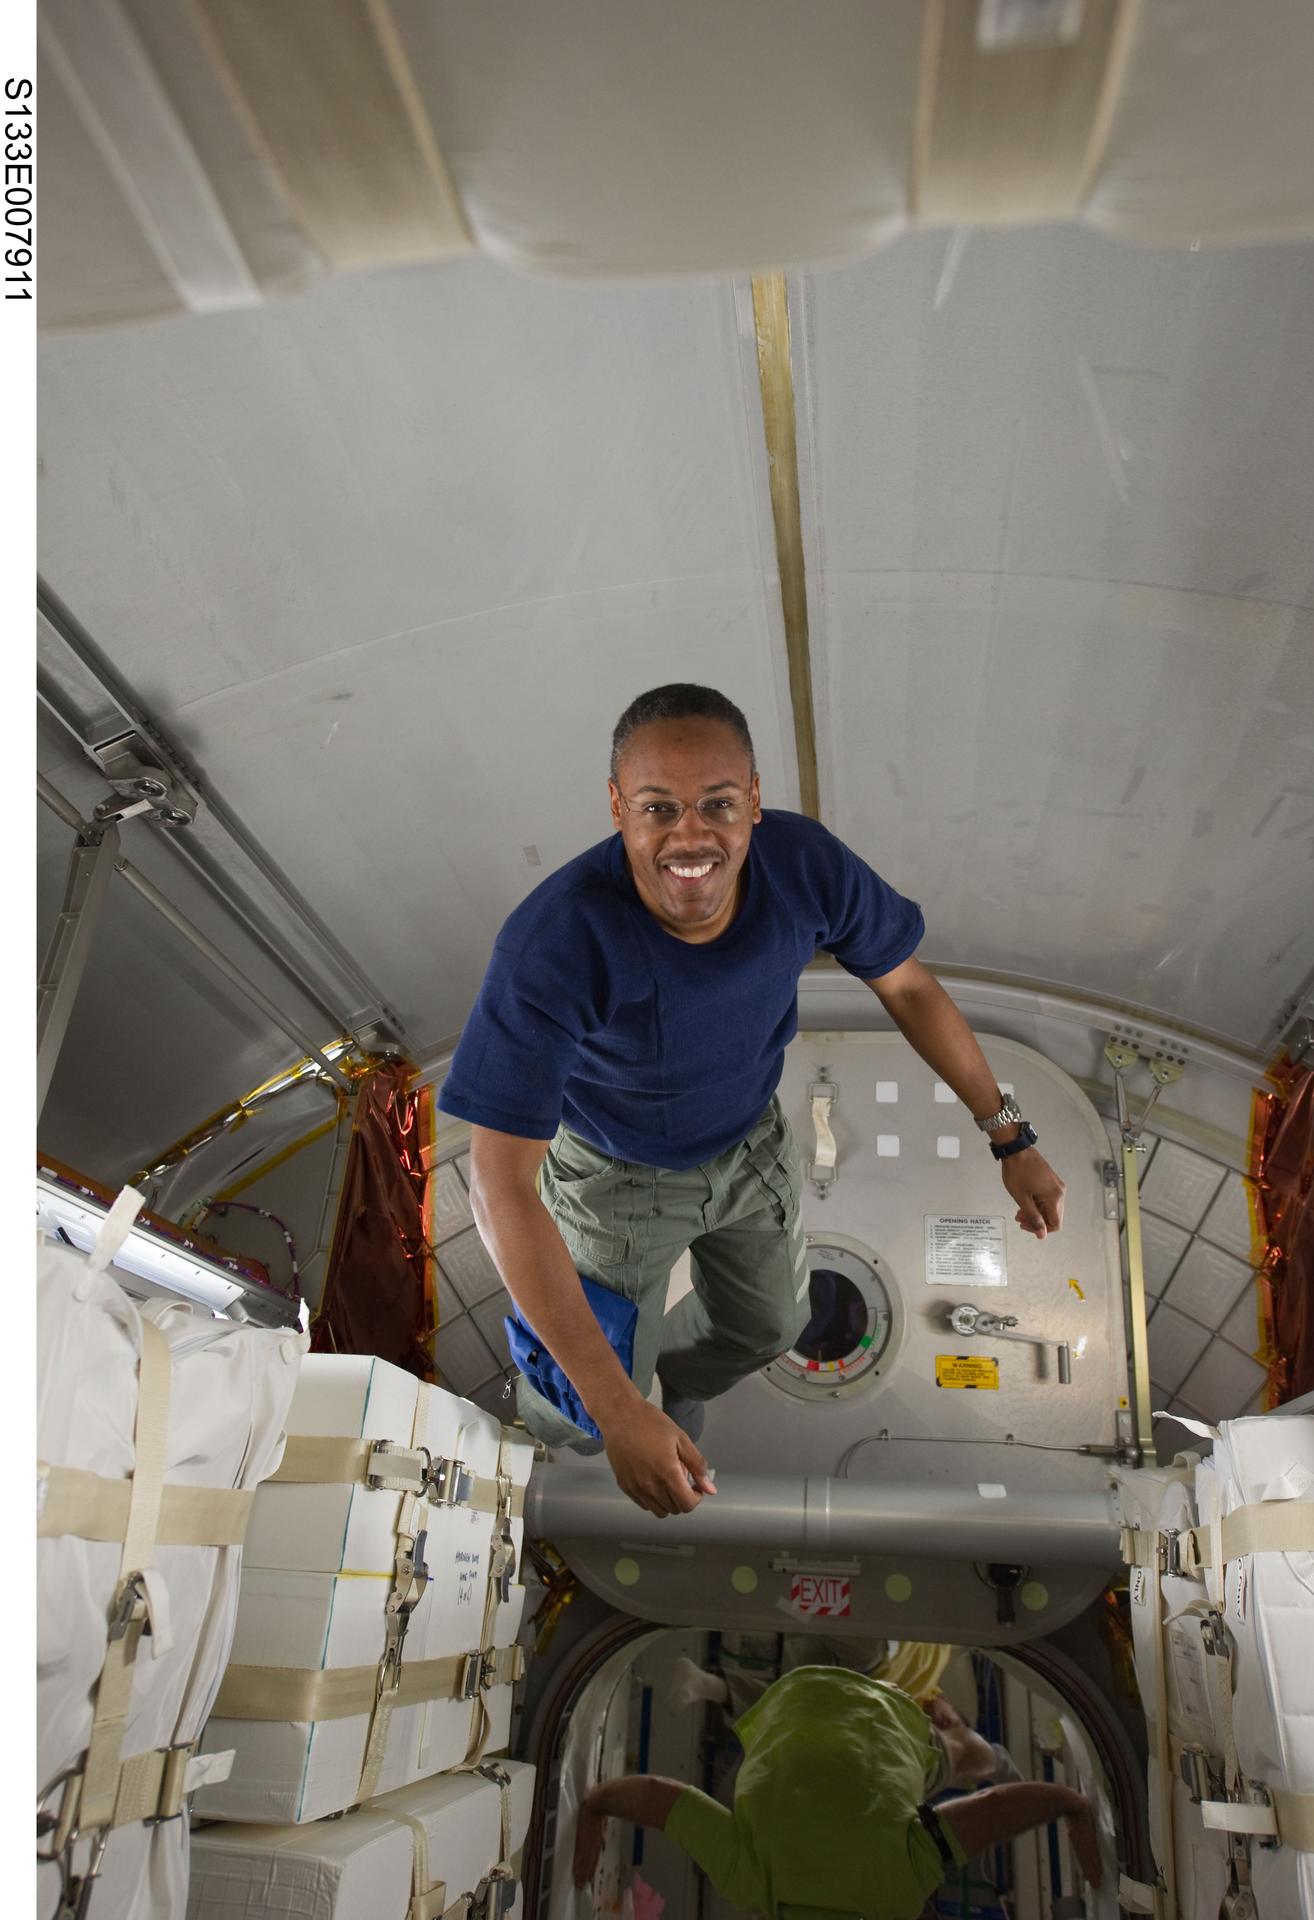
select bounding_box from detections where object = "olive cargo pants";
[516,1097,809,1446]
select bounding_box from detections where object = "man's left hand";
[999,1148,1065,1239]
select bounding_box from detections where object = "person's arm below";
[939,1783,1101,1887]
[572,1776,686,1887]
[866,957,1066,1239]
[468,1126,715,1518]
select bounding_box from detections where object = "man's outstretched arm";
[866,956,1066,1238]
[939,1783,1102,1887]
[573,1776,686,1887]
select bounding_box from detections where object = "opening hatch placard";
[924,1214,1008,1286]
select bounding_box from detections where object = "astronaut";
[439,685,1064,1516]
[571,1667,1100,1920]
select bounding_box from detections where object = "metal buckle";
[1178,1746,1223,1805]
[38,1765,110,1920]
[365,1440,429,1494]
[472,1870,518,1919]
[381,1529,430,1686]
[428,1457,476,1508]
[457,1653,483,1701]
[1158,1528,1184,1578]
[142,1742,197,1827]
[107,1573,149,1642]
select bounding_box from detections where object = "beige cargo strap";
[72,1318,172,1838]
[404,1763,518,1920]
[270,1434,525,1519]
[911,0,1142,227]
[463,1440,521,1768]
[396,1789,524,1920]
[355,1386,436,1804]
[212,1642,526,1723]
[38,1463,255,1548]
[1200,1789,1314,1852]
[1183,1499,1314,1574]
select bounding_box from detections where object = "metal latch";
[472,1871,518,1920]
[429,1457,476,1508]
[1178,1746,1224,1806]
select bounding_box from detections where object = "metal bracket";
[90,731,200,828]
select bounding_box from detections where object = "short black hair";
[610,684,756,783]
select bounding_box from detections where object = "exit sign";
[790,1573,852,1617]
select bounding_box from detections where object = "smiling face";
[609,717,762,942]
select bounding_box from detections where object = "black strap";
[915,1801,957,1873]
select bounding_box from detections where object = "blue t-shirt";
[436,810,923,1169]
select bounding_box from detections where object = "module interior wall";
[431,1148,517,1419]
[1134,1132,1272,1460]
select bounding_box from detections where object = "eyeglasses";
[617,790,750,830]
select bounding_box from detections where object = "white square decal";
[934,1081,957,1104]
[937,1136,960,1159]
[875,1081,899,1104]
[877,1135,900,1157]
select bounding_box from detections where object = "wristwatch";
[974,1095,1024,1134]
[991,1122,1038,1161]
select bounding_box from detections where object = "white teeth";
[669,863,714,878]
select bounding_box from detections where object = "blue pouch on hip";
[503,1275,638,1442]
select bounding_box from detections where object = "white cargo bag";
[36,1197,306,1920]
[189,1755,534,1920]
[1116,1412,1314,1920]
[197,1354,535,1823]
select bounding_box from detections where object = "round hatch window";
[765,1233,900,1402]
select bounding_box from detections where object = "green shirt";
[665,1669,967,1920]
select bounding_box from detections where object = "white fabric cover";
[188,1757,535,1920]
[1115,1413,1314,1919]
[1194,1418,1314,1919]
[196,1354,535,1824]
[36,1225,306,1920]
[39,0,1314,332]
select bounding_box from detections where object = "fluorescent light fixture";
[37,1174,300,1326]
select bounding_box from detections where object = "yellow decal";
[935,1354,1000,1390]
[1068,1277,1086,1300]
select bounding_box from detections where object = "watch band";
[990,1122,1038,1161]
[974,1095,1024,1134]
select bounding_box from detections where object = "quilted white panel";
[439,1229,503,1309]
[1148,1304,1211,1399]
[1140,1144,1227,1233]
[1200,1171,1262,1264]
[1166,1241,1255,1332]
[433,1161,476,1242]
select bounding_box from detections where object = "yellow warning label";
[935,1354,1000,1390]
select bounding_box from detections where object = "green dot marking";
[731,1565,759,1594]
[860,1336,873,1350]
[1020,1581,1049,1612]
[614,1557,641,1588]
[885,1573,913,1603]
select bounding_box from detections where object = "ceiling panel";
[798,228,1314,1046]
[38,262,796,1054]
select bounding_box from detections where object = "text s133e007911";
[5,80,33,303]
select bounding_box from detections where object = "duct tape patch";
[790,1573,851,1618]
[935,1354,1000,1390]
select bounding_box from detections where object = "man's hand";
[1063,1798,1102,1888]
[573,1790,607,1888]
[599,1396,717,1518]
[999,1147,1065,1239]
